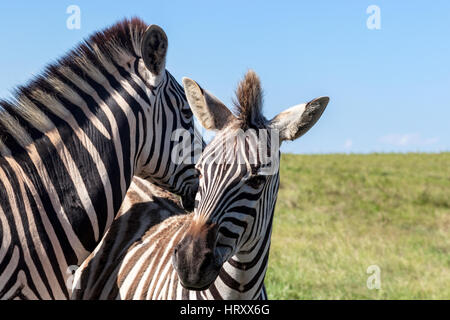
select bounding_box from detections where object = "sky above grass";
[0,1,448,154]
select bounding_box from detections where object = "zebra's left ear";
[269,97,329,142]
[141,25,168,76]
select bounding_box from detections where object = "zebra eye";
[246,175,266,189]
[181,106,193,118]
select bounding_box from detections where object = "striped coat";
[72,178,267,300]
[0,18,200,299]
[72,70,328,300]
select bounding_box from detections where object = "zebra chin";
[178,272,221,292]
[173,254,222,291]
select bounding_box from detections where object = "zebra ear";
[141,25,168,76]
[269,97,329,142]
[182,78,236,131]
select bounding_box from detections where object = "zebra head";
[172,70,329,290]
[133,25,201,211]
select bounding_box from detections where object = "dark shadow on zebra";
[72,191,186,299]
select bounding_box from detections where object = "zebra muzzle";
[172,223,222,290]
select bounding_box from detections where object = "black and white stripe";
[0,18,200,300]
[171,71,327,298]
[71,69,328,300]
[71,178,270,300]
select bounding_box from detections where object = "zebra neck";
[0,65,150,259]
[216,202,275,300]
[215,229,272,299]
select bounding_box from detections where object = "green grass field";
[266,153,449,299]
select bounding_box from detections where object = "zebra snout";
[172,225,221,291]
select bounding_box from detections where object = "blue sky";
[0,1,448,154]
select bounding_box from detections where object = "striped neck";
[218,216,273,299]
[0,17,201,264]
[0,55,154,258]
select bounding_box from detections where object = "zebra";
[0,18,202,300]
[71,70,329,299]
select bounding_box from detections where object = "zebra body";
[0,18,200,299]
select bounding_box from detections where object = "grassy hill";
[266,153,449,299]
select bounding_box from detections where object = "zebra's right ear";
[141,25,168,76]
[182,78,236,131]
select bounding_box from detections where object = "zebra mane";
[233,70,266,129]
[0,17,149,152]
